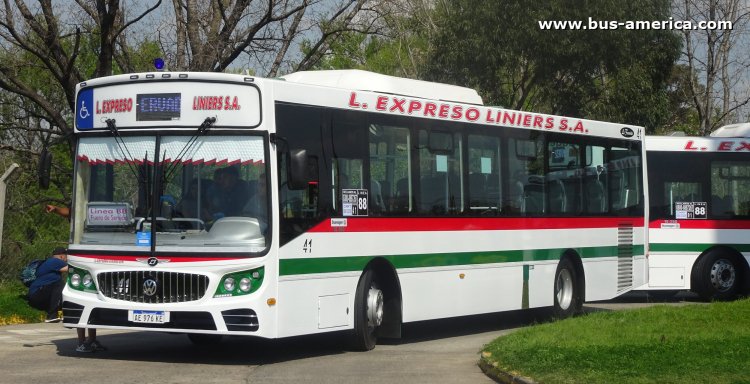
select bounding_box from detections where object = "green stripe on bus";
[279,245,645,276]
[649,243,750,253]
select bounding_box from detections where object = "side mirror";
[38,148,53,190]
[287,149,309,190]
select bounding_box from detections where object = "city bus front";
[62,73,277,340]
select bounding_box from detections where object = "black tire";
[693,250,743,301]
[187,333,223,345]
[347,269,380,351]
[553,258,581,319]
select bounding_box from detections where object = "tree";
[424,0,682,132]
[162,0,374,76]
[306,0,439,80]
[676,0,750,136]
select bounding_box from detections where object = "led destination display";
[136,93,181,121]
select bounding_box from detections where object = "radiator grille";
[97,271,210,303]
[617,222,634,293]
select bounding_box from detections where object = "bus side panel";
[277,276,358,338]
[528,262,556,308]
[399,266,523,323]
[582,258,619,301]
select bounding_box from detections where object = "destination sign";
[76,80,260,130]
[136,93,181,121]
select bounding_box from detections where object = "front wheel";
[694,250,743,301]
[347,269,384,351]
[553,258,581,319]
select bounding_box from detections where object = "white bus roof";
[281,70,483,105]
[646,135,750,152]
[709,122,750,137]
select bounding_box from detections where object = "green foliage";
[0,281,46,324]
[310,32,426,79]
[482,299,750,383]
[425,0,682,133]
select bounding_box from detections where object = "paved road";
[0,292,705,384]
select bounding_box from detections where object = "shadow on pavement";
[51,307,558,365]
[51,291,702,365]
[592,290,703,304]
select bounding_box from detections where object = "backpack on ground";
[19,259,46,288]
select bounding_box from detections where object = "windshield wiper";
[105,118,147,182]
[162,117,216,184]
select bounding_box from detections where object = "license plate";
[128,310,170,324]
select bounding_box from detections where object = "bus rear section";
[640,131,750,300]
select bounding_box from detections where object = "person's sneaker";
[89,340,108,351]
[76,343,95,353]
[45,315,61,323]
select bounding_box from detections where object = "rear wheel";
[187,333,223,345]
[347,269,384,351]
[553,258,580,319]
[694,250,742,301]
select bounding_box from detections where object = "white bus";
[640,125,750,300]
[48,69,647,349]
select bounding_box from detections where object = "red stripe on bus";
[310,217,644,232]
[649,220,750,230]
[69,255,242,262]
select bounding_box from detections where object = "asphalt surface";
[0,292,706,384]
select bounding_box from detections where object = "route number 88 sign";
[675,201,707,219]
[342,189,369,216]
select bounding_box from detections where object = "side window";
[610,146,643,216]
[418,130,463,215]
[468,134,501,216]
[663,182,701,216]
[711,161,750,217]
[276,103,325,247]
[583,144,609,214]
[370,124,412,215]
[331,112,368,216]
[508,136,545,216]
[547,140,582,215]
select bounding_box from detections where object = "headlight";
[214,267,264,298]
[71,274,81,287]
[239,278,252,292]
[223,277,236,292]
[83,274,93,287]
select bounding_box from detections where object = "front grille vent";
[222,309,259,332]
[98,271,209,303]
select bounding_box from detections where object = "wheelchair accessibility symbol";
[79,101,90,119]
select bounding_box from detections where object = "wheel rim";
[710,259,736,292]
[556,269,573,310]
[367,287,384,328]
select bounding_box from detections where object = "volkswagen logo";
[142,279,158,296]
[620,127,635,138]
[147,257,158,266]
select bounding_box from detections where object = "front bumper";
[62,286,273,337]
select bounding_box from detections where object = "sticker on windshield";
[675,202,707,219]
[342,189,368,216]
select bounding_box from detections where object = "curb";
[478,357,538,384]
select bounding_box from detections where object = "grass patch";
[0,282,46,325]
[481,299,750,384]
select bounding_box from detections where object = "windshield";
[71,134,269,254]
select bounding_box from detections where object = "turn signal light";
[267,298,277,306]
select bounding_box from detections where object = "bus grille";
[97,271,210,303]
[617,222,634,293]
